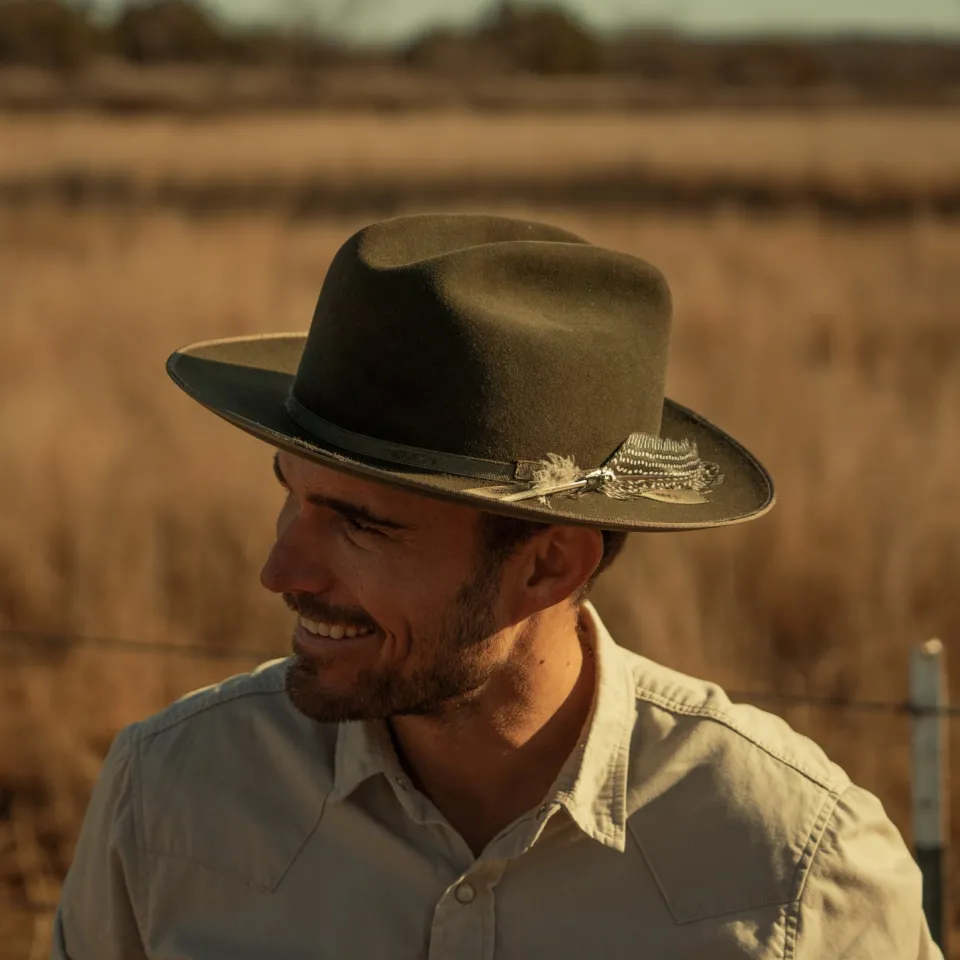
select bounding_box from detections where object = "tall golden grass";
[3,109,960,187]
[1,200,959,954]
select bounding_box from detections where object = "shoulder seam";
[633,687,848,792]
[140,664,289,739]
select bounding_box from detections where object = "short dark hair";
[477,512,628,605]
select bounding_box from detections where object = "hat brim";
[166,333,774,532]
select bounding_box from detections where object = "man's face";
[261,450,525,724]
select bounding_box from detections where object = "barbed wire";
[0,629,278,661]
[1,628,957,717]
[724,689,950,717]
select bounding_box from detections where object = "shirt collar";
[329,601,636,852]
[330,716,394,803]
[545,600,635,852]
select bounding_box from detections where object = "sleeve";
[795,783,944,960]
[49,724,149,960]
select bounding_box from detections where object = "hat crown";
[292,214,673,469]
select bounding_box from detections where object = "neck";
[388,604,597,857]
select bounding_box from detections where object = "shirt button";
[454,882,476,904]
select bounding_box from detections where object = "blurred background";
[1,0,959,956]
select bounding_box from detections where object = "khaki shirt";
[52,602,941,959]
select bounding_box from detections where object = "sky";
[79,0,960,43]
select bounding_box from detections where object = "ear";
[506,525,603,622]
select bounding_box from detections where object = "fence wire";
[0,629,275,661]
[2,628,958,717]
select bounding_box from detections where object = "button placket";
[428,874,488,960]
[427,863,507,960]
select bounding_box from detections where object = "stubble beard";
[284,553,504,724]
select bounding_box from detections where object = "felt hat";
[167,213,774,531]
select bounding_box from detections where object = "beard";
[283,550,505,724]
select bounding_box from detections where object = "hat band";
[285,393,723,507]
[284,393,536,482]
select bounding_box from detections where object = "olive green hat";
[167,213,774,531]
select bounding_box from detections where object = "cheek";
[345,548,462,661]
[342,549,415,653]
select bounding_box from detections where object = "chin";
[283,657,387,724]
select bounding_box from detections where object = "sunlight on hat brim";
[167,333,774,532]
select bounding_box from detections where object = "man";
[52,214,940,958]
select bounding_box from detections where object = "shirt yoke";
[625,648,847,790]
[136,657,291,739]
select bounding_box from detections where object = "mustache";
[283,592,376,630]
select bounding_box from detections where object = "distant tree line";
[0,0,345,69]
[0,0,958,99]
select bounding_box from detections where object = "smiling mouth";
[298,616,375,641]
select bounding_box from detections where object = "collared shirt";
[51,602,941,960]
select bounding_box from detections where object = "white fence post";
[910,638,949,954]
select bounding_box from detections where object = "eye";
[343,515,382,537]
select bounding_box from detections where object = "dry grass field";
[1,109,960,957]
[3,109,960,188]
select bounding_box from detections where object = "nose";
[259,505,335,596]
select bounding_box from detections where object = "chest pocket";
[627,757,837,923]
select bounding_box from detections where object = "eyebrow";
[272,453,412,531]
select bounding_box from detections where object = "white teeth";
[301,617,373,639]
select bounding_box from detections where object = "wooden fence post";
[910,638,949,954]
